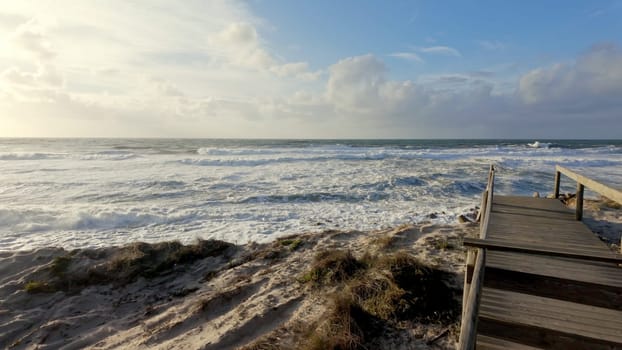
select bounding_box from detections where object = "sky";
[0,0,621,139]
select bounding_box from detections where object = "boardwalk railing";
[554,165,622,221]
[458,165,495,350]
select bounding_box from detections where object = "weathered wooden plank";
[486,228,606,245]
[482,266,622,310]
[462,237,622,263]
[556,165,622,204]
[478,317,621,350]
[484,230,612,254]
[486,251,622,287]
[483,294,622,326]
[483,237,611,253]
[493,195,570,209]
[490,208,573,220]
[477,335,544,350]
[479,288,622,342]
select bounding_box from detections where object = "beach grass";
[300,249,459,349]
[24,239,235,294]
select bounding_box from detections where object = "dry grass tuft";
[24,281,55,293]
[300,249,460,348]
[377,251,458,323]
[24,239,235,294]
[278,237,303,251]
[371,234,398,250]
[99,239,235,283]
[299,250,366,286]
[302,293,372,350]
[50,255,72,277]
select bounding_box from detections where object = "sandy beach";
[1,221,477,350]
[0,197,618,350]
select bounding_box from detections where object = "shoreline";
[0,198,619,349]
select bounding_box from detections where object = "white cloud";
[392,46,461,62]
[327,54,388,113]
[323,46,622,137]
[208,21,275,70]
[418,46,462,57]
[518,44,622,108]
[213,22,258,46]
[204,21,321,80]
[270,62,322,81]
[389,52,424,62]
[9,17,57,60]
[149,77,184,97]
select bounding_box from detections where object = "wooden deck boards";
[479,288,622,349]
[471,195,622,348]
[486,251,622,288]
[476,334,544,350]
[487,195,620,259]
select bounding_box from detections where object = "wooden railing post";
[554,171,561,198]
[576,183,584,221]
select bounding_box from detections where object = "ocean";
[1,138,621,251]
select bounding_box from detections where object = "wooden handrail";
[554,165,622,220]
[463,237,622,264]
[459,165,494,349]
[458,249,486,350]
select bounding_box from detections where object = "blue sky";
[252,1,621,76]
[1,0,621,138]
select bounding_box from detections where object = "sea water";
[0,139,621,251]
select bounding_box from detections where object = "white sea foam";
[0,139,620,250]
[0,152,65,160]
[527,141,552,148]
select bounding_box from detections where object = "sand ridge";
[0,223,479,350]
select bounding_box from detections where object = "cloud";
[518,44,622,110]
[326,54,389,113]
[149,77,185,97]
[391,46,461,62]
[418,46,462,57]
[9,17,57,60]
[270,62,322,80]
[323,46,622,137]
[207,21,319,80]
[1,64,64,103]
[213,21,258,46]
[0,12,27,30]
[389,52,424,62]
[207,21,275,70]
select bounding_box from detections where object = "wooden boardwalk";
[459,167,622,349]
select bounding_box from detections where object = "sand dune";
[0,198,618,350]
